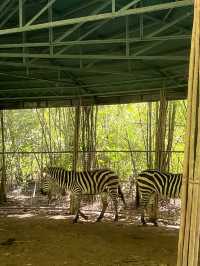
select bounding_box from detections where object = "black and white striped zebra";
[41,166,126,223]
[40,177,66,204]
[135,169,182,226]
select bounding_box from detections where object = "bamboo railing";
[177,1,200,265]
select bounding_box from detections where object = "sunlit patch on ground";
[48,215,70,220]
[7,213,35,219]
[0,193,181,228]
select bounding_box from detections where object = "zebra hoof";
[81,214,88,220]
[141,218,146,226]
[72,219,78,224]
[96,218,102,223]
[124,204,128,210]
[148,218,158,226]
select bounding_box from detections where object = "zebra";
[41,166,126,223]
[135,169,182,226]
[40,177,66,204]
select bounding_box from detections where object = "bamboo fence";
[177,1,200,265]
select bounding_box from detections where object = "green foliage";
[0,101,186,186]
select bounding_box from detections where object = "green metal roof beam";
[147,11,192,38]
[0,72,72,85]
[0,35,191,49]
[144,14,191,34]
[0,60,188,76]
[0,0,11,13]
[0,0,14,22]
[134,41,165,56]
[0,53,188,61]
[19,0,23,27]
[0,0,193,35]
[118,0,142,12]
[30,1,111,63]
[0,83,187,100]
[0,76,185,89]
[55,10,166,55]
[54,1,111,43]
[0,74,184,89]
[55,19,110,55]
[63,0,100,18]
[131,12,192,56]
[0,3,19,28]
[25,0,56,27]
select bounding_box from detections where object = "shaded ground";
[0,215,179,266]
[0,192,182,266]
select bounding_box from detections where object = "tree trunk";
[81,106,97,171]
[70,106,80,214]
[150,92,176,222]
[147,102,153,169]
[0,110,6,204]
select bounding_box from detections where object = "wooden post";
[177,1,200,265]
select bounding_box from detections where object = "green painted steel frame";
[0,0,194,109]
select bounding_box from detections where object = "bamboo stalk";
[177,8,196,265]
[188,3,200,264]
[177,1,200,265]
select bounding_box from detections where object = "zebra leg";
[148,194,158,226]
[140,195,151,226]
[140,202,146,225]
[73,194,81,223]
[96,193,108,222]
[110,191,119,222]
[73,212,79,224]
[79,210,88,220]
[140,192,157,226]
[47,191,52,205]
[149,218,158,227]
[114,199,118,222]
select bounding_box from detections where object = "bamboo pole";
[0,110,6,203]
[177,1,200,265]
[70,105,80,214]
[147,102,153,168]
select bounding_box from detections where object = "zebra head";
[40,167,51,195]
[41,166,50,177]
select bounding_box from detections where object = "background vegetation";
[0,100,186,193]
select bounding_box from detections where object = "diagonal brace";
[25,0,56,26]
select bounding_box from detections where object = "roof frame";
[0,0,193,109]
[0,0,193,35]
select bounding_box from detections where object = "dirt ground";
[0,215,179,266]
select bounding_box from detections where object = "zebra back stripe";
[42,167,122,196]
[137,169,183,201]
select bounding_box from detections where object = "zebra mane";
[46,167,113,173]
[47,166,65,170]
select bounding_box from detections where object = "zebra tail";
[118,185,127,208]
[135,182,140,208]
